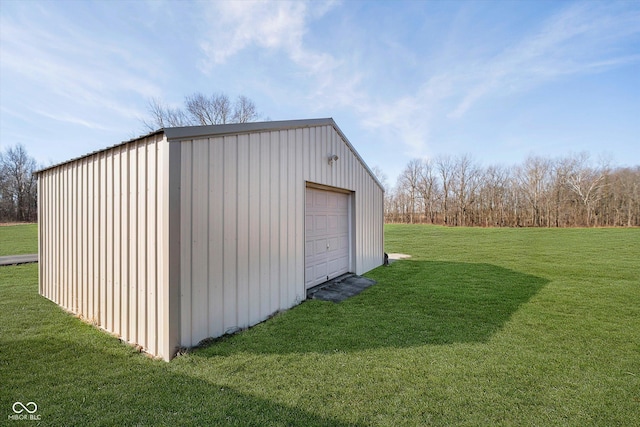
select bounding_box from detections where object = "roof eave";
[163,118,335,141]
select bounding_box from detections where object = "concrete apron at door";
[306,273,376,303]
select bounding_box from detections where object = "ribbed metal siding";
[38,120,382,358]
[179,130,306,346]
[178,124,383,347]
[301,125,384,275]
[38,134,173,359]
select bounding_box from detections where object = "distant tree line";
[0,144,38,222]
[383,153,640,227]
[4,103,639,229]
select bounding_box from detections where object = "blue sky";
[1,0,639,187]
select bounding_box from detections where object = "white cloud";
[199,0,365,111]
[359,74,455,158]
[200,1,325,67]
[0,9,161,121]
[450,2,640,118]
[354,3,640,169]
[33,109,111,131]
[358,1,640,161]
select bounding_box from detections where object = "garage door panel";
[315,215,327,232]
[314,238,327,254]
[327,194,338,209]
[327,237,339,253]
[338,215,348,229]
[305,240,315,258]
[314,263,327,281]
[315,191,327,207]
[339,235,349,250]
[334,262,344,276]
[327,215,339,232]
[327,256,348,277]
[327,259,340,277]
[336,195,347,209]
[305,187,351,289]
[305,265,314,282]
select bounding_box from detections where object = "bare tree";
[185,93,220,125]
[233,95,259,123]
[390,187,411,223]
[565,152,608,227]
[380,152,637,227]
[0,144,38,222]
[143,92,260,131]
[142,98,190,130]
[447,154,480,226]
[516,155,552,227]
[397,159,423,223]
[185,92,238,125]
[371,165,394,220]
[615,167,640,227]
[417,158,439,224]
[436,155,454,225]
[371,165,388,191]
[480,165,510,227]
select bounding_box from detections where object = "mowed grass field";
[0,223,37,256]
[1,224,638,426]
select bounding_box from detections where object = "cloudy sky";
[1,0,639,186]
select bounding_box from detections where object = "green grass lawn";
[0,223,38,256]
[1,225,638,425]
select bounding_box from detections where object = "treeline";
[0,144,38,223]
[385,153,640,227]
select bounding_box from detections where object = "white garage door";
[305,187,351,289]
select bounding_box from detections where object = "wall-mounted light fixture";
[328,154,339,165]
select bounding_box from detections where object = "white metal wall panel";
[38,134,177,360]
[177,123,383,348]
[179,131,307,347]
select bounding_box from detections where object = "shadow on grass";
[0,264,357,426]
[1,336,359,426]
[196,261,549,356]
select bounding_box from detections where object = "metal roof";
[35,118,383,190]
[163,118,335,141]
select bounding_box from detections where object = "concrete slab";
[307,273,377,303]
[387,253,411,264]
[0,254,38,266]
